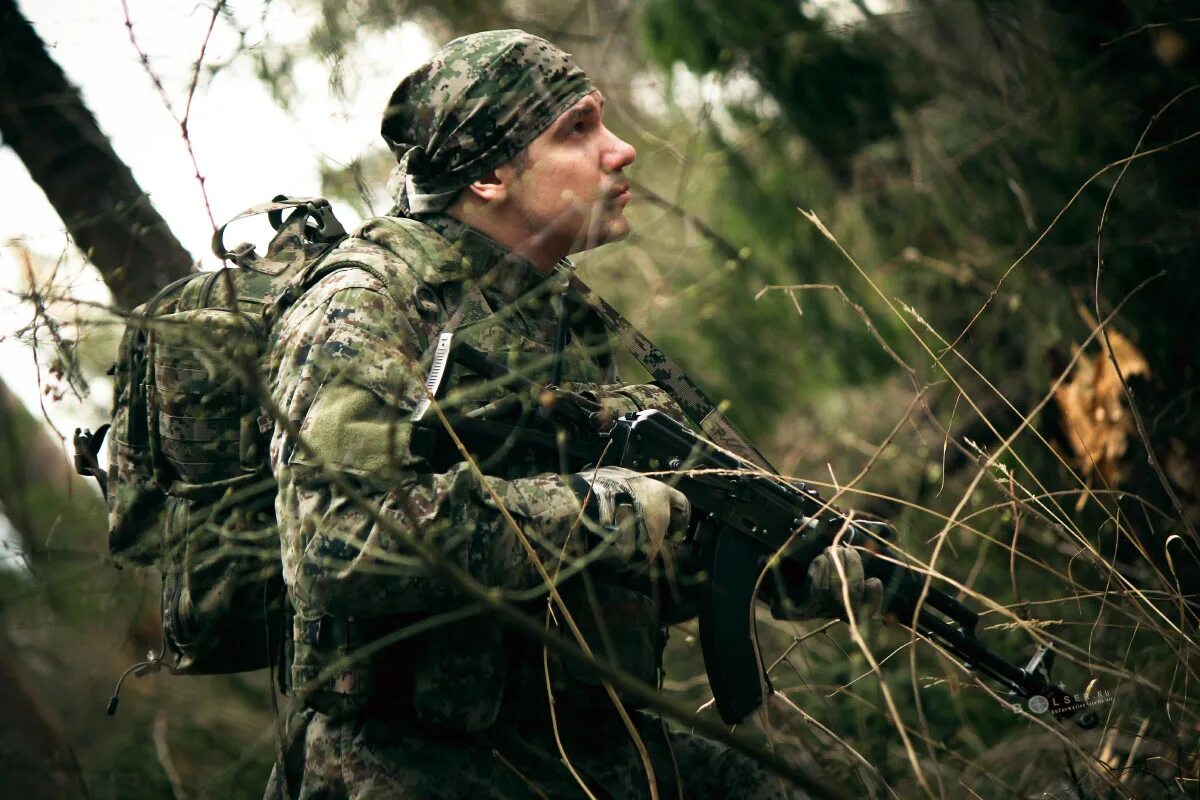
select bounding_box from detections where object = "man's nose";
[602,128,636,172]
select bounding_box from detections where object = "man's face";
[503,92,637,256]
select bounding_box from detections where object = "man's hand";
[772,545,884,621]
[571,466,690,566]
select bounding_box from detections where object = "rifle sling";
[567,274,777,474]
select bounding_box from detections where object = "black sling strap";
[567,275,777,474]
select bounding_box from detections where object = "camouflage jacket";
[268,214,676,729]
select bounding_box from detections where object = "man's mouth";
[607,182,631,204]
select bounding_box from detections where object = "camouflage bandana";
[381,30,596,217]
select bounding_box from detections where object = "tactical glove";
[773,545,884,621]
[570,466,690,567]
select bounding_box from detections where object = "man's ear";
[464,168,509,204]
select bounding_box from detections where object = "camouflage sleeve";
[271,276,586,618]
[609,383,688,423]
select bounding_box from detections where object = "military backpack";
[76,197,362,710]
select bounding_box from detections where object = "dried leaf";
[1053,328,1150,489]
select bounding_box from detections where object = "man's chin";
[596,212,631,245]
[571,213,630,253]
[606,215,631,242]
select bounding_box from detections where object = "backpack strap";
[262,237,396,340]
[268,213,496,352]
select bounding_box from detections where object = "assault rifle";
[601,409,1100,728]
[418,399,1099,730]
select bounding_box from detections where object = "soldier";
[265,29,878,799]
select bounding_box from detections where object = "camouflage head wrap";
[381,30,596,217]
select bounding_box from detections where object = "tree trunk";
[0,622,91,799]
[0,0,195,311]
[0,376,112,799]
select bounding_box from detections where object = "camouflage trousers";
[264,706,811,799]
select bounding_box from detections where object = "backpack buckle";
[227,241,259,268]
[73,424,110,494]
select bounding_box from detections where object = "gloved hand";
[571,466,690,566]
[772,545,884,621]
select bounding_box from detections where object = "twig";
[944,126,1200,353]
[1008,472,1026,619]
[152,710,188,800]
[121,0,225,232]
[1093,86,1200,544]
[492,748,552,800]
[1101,18,1200,47]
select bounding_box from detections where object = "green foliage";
[642,0,906,177]
[635,0,1200,794]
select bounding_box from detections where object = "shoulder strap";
[262,239,383,334]
[567,275,776,474]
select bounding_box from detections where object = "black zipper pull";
[106,649,165,715]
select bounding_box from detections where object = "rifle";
[418,402,1098,729]
[599,409,1100,728]
[413,344,1099,729]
